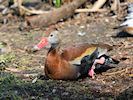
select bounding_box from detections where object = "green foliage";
[0,42,7,48]
[0,53,15,64]
[0,53,15,70]
[53,0,62,8]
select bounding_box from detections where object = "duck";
[40,31,118,80]
[115,3,133,37]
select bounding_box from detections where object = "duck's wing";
[61,43,112,65]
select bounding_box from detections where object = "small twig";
[19,5,48,16]
[92,0,107,10]
[120,2,129,6]
[125,45,133,49]
[32,77,38,83]
[5,67,21,73]
[13,48,25,53]
[104,68,129,76]
[76,0,107,13]
[13,0,48,16]
[111,0,117,11]
[75,8,107,13]
[30,54,46,58]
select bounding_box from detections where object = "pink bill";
[35,37,48,49]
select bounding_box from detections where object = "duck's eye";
[50,34,53,37]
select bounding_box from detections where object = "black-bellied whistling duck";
[41,31,117,80]
[115,3,133,37]
[116,23,133,37]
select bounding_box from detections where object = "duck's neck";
[48,43,60,54]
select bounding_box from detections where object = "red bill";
[35,37,48,50]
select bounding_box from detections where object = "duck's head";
[48,31,60,45]
[33,31,61,51]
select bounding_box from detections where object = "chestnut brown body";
[44,43,112,80]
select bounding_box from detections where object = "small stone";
[112,81,115,84]
[32,77,38,83]
[10,4,18,8]
[52,89,56,93]
[62,92,69,96]
[77,31,86,36]
[105,19,109,23]
[0,48,6,54]
[3,18,8,24]
[87,24,90,27]
[14,90,18,94]
[2,8,9,15]
[80,25,85,29]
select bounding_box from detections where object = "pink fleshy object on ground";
[88,57,105,78]
[88,68,94,78]
[36,37,48,49]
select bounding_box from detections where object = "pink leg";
[94,57,105,65]
[88,66,95,79]
[88,57,105,78]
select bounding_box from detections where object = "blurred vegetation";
[53,0,62,8]
[0,53,15,70]
[0,72,48,99]
[0,72,22,99]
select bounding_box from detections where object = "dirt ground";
[0,0,133,100]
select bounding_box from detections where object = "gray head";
[48,31,60,45]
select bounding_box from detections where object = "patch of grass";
[0,53,15,70]
[0,53,15,64]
